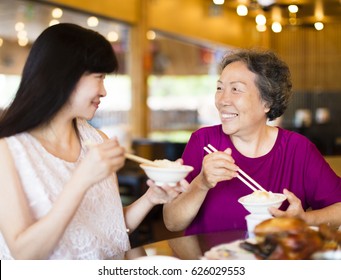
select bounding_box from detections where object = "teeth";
[221,113,238,119]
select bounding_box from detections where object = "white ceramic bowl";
[238,191,287,215]
[245,214,272,238]
[140,163,193,186]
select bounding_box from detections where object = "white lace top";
[0,119,130,259]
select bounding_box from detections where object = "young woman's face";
[215,61,269,137]
[68,73,107,120]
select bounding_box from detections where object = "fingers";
[175,158,184,165]
[146,179,186,204]
[86,139,125,172]
[283,188,300,205]
[268,207,286,217]
[202,153,238,187]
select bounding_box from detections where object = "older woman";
[163,49,341,235]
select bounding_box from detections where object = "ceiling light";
[288,5,298,14]
[257,0,275,7]
[213,0,224,5]
[236,5,248,16]
[271,22,282,33]
[255,14,266,25]
[314,22,324,31]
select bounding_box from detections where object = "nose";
[100,84,107,97]
[217,89,232,106]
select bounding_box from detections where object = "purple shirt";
[182,125,341,235]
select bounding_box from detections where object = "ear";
[263,101,271,114]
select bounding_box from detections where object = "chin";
[221,124,237,135]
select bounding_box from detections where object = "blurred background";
[1,0,341,246]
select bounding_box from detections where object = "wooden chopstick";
[125,153,159,167]
[204,144,267,192]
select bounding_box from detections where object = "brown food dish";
[240,217,341,260]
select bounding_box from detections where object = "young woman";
[0,23,185,259]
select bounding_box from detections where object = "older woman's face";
[215,61,269,136]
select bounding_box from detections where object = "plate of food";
[239,217,341,260]
[202,239,256,260]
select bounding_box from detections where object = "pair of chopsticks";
[85,139,160,168]
[203,144,267,193]
[125,152,160,167]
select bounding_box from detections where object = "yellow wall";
[43,0,268,48]
[44,0,139,23]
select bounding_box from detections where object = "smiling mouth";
[92,101,100,108]
[221,113,238,119]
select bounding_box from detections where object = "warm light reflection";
[87,16,99,27]
[18,37,28,47]
[49,19,59,26]
[14,22,25,31]
[256,24,267,32]
[107,31,119,42]
[315,0,324,21]
[52,8,63,18]
[314,22,324,31]
[146,30,156,40]
[0,38,3,47]
[17,30,27,40]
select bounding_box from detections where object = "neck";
[31,117,78,147]
[230,125,278,158]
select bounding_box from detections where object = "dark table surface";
[125,230,250,260]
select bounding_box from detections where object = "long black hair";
[0,23,118,138]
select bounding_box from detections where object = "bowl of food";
[140,159,193,186]
[238,190,287,215]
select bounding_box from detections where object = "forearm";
[304,202,341,228]
[163,176,209,232]
[123,194,155,233]
[8,179,89,259]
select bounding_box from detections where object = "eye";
[232,86,243,93]
[94,73,106,79]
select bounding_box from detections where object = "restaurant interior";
[1,0,341,249]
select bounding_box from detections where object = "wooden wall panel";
[270,24,341,92]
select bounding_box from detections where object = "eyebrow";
[217,80,247,86]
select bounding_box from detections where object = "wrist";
[194,175,211,192]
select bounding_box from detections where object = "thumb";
[223,147,232,155]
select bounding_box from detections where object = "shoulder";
[277,127,321,158]
[0,138,8,151]
[278,127,313,147]
[0,138,15,169]
[76,118,106,143]
[191,124,223,139]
